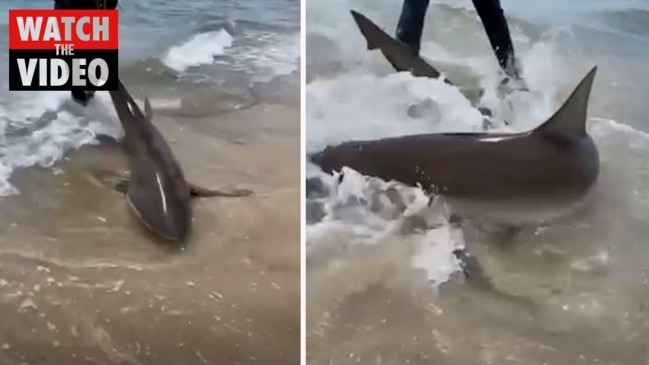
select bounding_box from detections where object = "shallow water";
[306,1,649,364]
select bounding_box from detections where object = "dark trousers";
[396,0,519,79]
[53,0,118,104]
[54,0,118,10]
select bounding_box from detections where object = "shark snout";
[308,149,338,175]
[308,151,323,166]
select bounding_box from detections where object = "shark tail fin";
[114,79,149,121]
[109,78,133,120]
[350,10,381,50]
[534,66,598,139]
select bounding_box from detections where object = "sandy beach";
[0,100,300,365]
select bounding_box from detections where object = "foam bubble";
[306,72,483,154]
[306,166,464,285]
[410,227,464,288]
[162,29,234,73]
[0,91,122,196]
[224,31,300,82]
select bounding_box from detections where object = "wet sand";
[0,102,300,365]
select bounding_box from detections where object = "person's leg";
[396,0,431,55]
[472,0,521,80]
[95,0,119,10]
[54,0,106,105]
[70,90,95,106]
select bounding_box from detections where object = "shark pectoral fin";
[113,178,130,194]
[84,169,131,194]
[188,183,254,198]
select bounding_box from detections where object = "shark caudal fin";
[114,78,149,122]
[109,79,135,122]
[534,66,598,139]
[350,9,446,81]
[350,10,384,50]
[109,79,156,144]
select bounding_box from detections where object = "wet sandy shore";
[0,103,300,365]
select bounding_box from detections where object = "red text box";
[9,9,118,50]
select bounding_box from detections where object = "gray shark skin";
[310,67,600,225]
[108,79,252,242]
[351,9,447,81]
[351,9,490,114]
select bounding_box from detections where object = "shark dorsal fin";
[534,66,597,139]
[144,98,154,122]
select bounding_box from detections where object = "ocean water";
[306,0,649,362]
[0,0,300,196]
